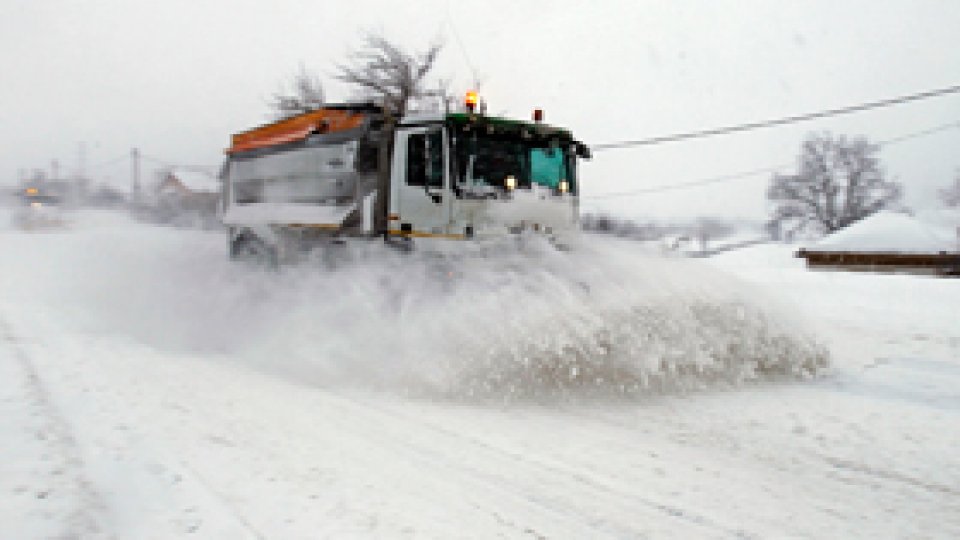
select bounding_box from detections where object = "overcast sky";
[3,0,959,220]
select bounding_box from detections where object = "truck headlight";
[559,180,569,193]
[505,175,516,190]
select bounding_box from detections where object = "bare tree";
[938,171,960,207]
[334,33,443,118]
[270,64,326,119]
[767,132,902,236]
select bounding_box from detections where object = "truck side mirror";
[575,142,592,160]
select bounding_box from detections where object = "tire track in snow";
[0,317,112,539]
[175,460,268,540]
[264,390,602,538]
[11,325,283,539]
[319,389,752,538]
[819,456,960,497]
[561,391,960,536]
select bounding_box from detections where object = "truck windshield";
[452,135,575,194]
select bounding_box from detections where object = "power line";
[585,165,785,200]
[875,119,960,146]
[591,83,960,151]
[139,153,217,174]
[583,119,960,199]
[443,0,479,87]
[87,153,129,170]
[76,151,217,177]
[139,153,175,166]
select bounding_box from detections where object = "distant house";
[796,211,959,277]
[154,169,220,227]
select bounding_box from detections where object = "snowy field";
[1,209,958,539]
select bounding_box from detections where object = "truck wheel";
[230,235,278,268]
[383,234,414,253]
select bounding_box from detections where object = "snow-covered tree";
[938,172,960,207]
[270,65,326,119]
[767,132,902,235]
[334,33,444,118]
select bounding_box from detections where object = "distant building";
[796,211,959,277]
[154,169,220,227]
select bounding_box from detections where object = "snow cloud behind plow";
[6,215,828,400]
[349,238,830,400]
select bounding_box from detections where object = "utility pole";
[77,142,88,202]
[131,147,141,205]
[77,142,87,179]
[51,159,60,181]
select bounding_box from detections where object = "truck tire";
[383,233,414,253]
[230,234,279,269]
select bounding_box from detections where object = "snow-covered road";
[2,210,958,539]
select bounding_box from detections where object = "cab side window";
[406,131,443,188]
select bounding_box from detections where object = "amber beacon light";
[465,91,479,112]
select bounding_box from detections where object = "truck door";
[391,126,451,237]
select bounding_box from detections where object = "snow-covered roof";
[809,211,956,253]
[914,208,960,237]
[169,169,220,193]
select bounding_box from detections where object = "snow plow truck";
[221,94,591,263]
